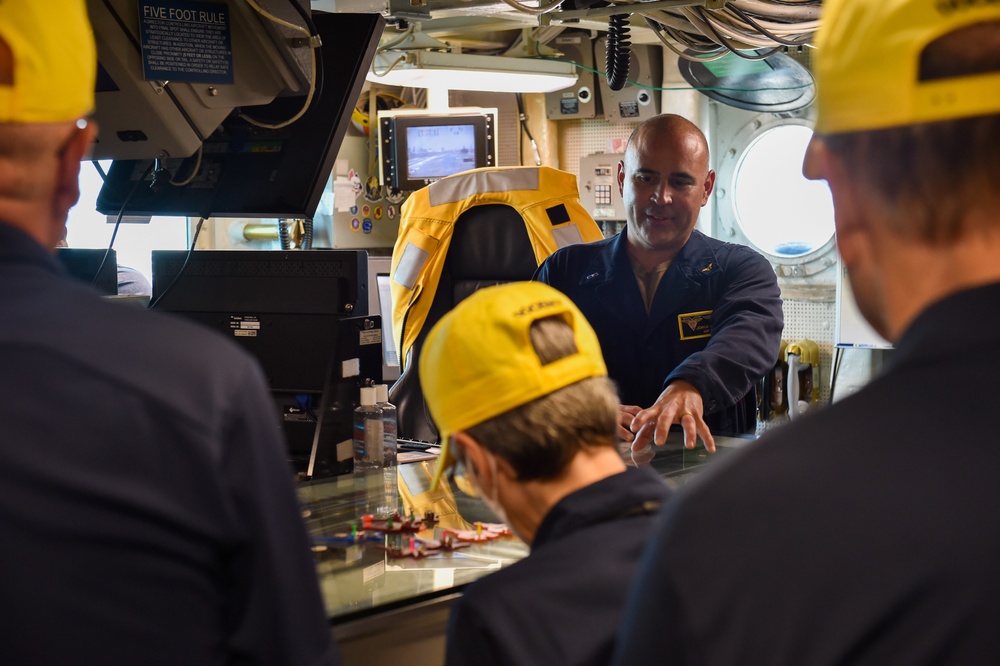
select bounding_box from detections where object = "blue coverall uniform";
[535,229,783,435]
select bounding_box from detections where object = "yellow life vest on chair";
[390,165,604,371]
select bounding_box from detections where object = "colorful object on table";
[361,510,439,534]
[377,534,472,559]
[443,522,512,542]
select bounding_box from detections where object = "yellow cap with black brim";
[418,281,607,491]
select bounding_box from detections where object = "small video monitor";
[379,111,497,191]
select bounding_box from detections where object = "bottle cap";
[375,384,389,403]
[360,386,376,406]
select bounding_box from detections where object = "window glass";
[65,162,189,283]
[733,125,834,258]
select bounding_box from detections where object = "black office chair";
[387,165,604,442]
[390,204,539,442]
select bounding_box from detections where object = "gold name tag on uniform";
[678,310,712,340]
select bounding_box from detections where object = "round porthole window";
[732,124,834,259]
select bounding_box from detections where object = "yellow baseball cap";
[0,0,96,123]
[420,281,607,490]
[814,0,1000,134]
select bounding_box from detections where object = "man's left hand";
[629,380,716,455]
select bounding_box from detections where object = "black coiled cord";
[301,218,313,251]
[276,219,312,250]
[606,13,632,91]
[278,219,291,250]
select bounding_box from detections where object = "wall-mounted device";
[88,0,316,161]
[785,339,820,421]
[594,39,662,123]
[378,108,498,192]
[545,30,598,120]
[578,153,625,222]
[762,339,821,423]
[94,12,384,220]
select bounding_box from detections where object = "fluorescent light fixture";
[367,50,578,93]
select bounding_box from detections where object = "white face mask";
[466,450,510,527]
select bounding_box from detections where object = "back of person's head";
[0,0,98,243]
[420,281,618,489]
[0,1,96,126]
[808,0,1000,244]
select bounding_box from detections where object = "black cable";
[91,160,108,182]
[91,162,154,289]
[302,218,313,250]
[829,346,843,403]
[238,4,323,128]
[294,4,325,103]
[606,13,632,91]
[515,94,542,166]
[289,0,318,37]
[147,217,206,310]
[278,219,291,250]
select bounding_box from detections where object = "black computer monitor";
[55,248,118,296]
[150,249,382,477]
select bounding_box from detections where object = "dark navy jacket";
[535,229,783,434]
[613,283,1000,665]
[0,224,338,665]
[445,467,671,666]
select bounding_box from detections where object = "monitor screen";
[379,111,496,192]
[55,248,118,296]
[405,124,478,180]
[95,12,385,219]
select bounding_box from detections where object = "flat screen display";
[405,124,478,180]
[380,111,496,192]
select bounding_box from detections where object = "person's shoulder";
[116,265,152,296]
[71,288,263,394]
[549,234,613,262]
[671,401,860,521]
[690,230,768,261]
[538,235,614,284]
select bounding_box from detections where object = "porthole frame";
[715,114,837,279]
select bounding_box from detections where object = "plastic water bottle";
[375,384,398,515]
[353,385,383,473]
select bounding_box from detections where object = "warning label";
[138,0,234,84]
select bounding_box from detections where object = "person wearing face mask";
[419,281,672,666]
[535,114,783,460]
